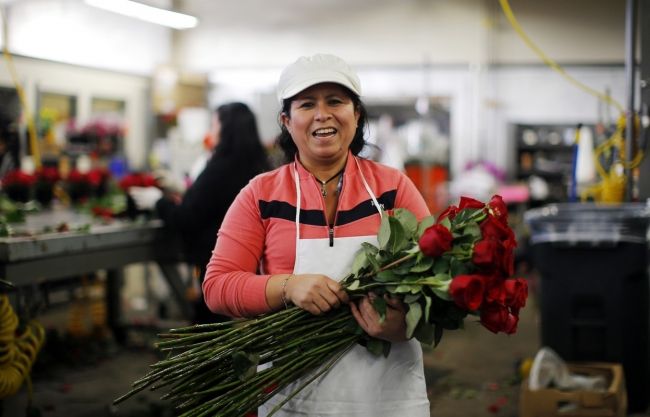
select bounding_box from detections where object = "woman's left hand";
[350,293,407,343]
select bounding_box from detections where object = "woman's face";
[281,83,359,169]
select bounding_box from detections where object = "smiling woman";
[280,83,359,183]
[201,53,432,416]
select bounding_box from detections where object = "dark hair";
[213,102,270,171]
[276,86,369,163]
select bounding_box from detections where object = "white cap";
[277,53,362,104]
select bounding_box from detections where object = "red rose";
[502,312,519,334]
[459,196,485,210]
[418,224,453,258]
[472,239,504,271]
[449,274,485,311]
[484,274,506,305]
[480,303,519,334]
[480,303,508,333]
[501,243,515,276]
[487,195,508,225]
[504,278,528,310]
[437,205,458,223]
[480,215,516,247]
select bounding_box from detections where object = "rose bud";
[488,195,509,225]
[418,224,453,258]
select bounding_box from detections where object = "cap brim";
[279,71,360,102]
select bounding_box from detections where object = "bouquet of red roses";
[114,194,527,416]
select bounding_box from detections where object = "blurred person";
[375,113,407,171]
[129,102,271,323]
[0,136,15,179]
[203,54,431,416]
[0,120,17,179]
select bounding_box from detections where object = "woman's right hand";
[285,274,349,315]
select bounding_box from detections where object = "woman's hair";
[276,86,369,163]
[213,102,270,170]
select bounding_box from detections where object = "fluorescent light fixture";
[84,0,198,30]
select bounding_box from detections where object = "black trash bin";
[525,202,650,413]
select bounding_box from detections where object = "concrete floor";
[2,270,649,417]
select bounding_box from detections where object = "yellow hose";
[498,0,624,114]
[0,294,45,399]
[499,0,644,202]
[67,276,108,338]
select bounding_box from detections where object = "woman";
[131,102,270,323]
[203,54,431,416]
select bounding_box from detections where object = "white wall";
[177,0,626,70]
[486,65,627,176]
[207,63,627,179]
[4,0,172,75]
[198,0,629,179]
[0,0,631,178]
[0,55,152,169]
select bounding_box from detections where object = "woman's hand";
[285,274,349,315]
[350,293,408,343]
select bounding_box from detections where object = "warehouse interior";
[1,0,650,416]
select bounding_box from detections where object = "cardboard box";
[520,362,627,417]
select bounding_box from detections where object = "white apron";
[259,158,430,417]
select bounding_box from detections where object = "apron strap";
[292,157,383,250]
[293,163,301,262]
[354,156,383,219]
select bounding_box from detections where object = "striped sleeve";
[202,182,272,318]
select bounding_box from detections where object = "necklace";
[317,167,345,197]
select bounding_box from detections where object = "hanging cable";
[498,0,624,114]
[499,0,644,202]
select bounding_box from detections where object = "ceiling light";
[84,0,198,30]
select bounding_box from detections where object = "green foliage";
[341,206,488,348]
